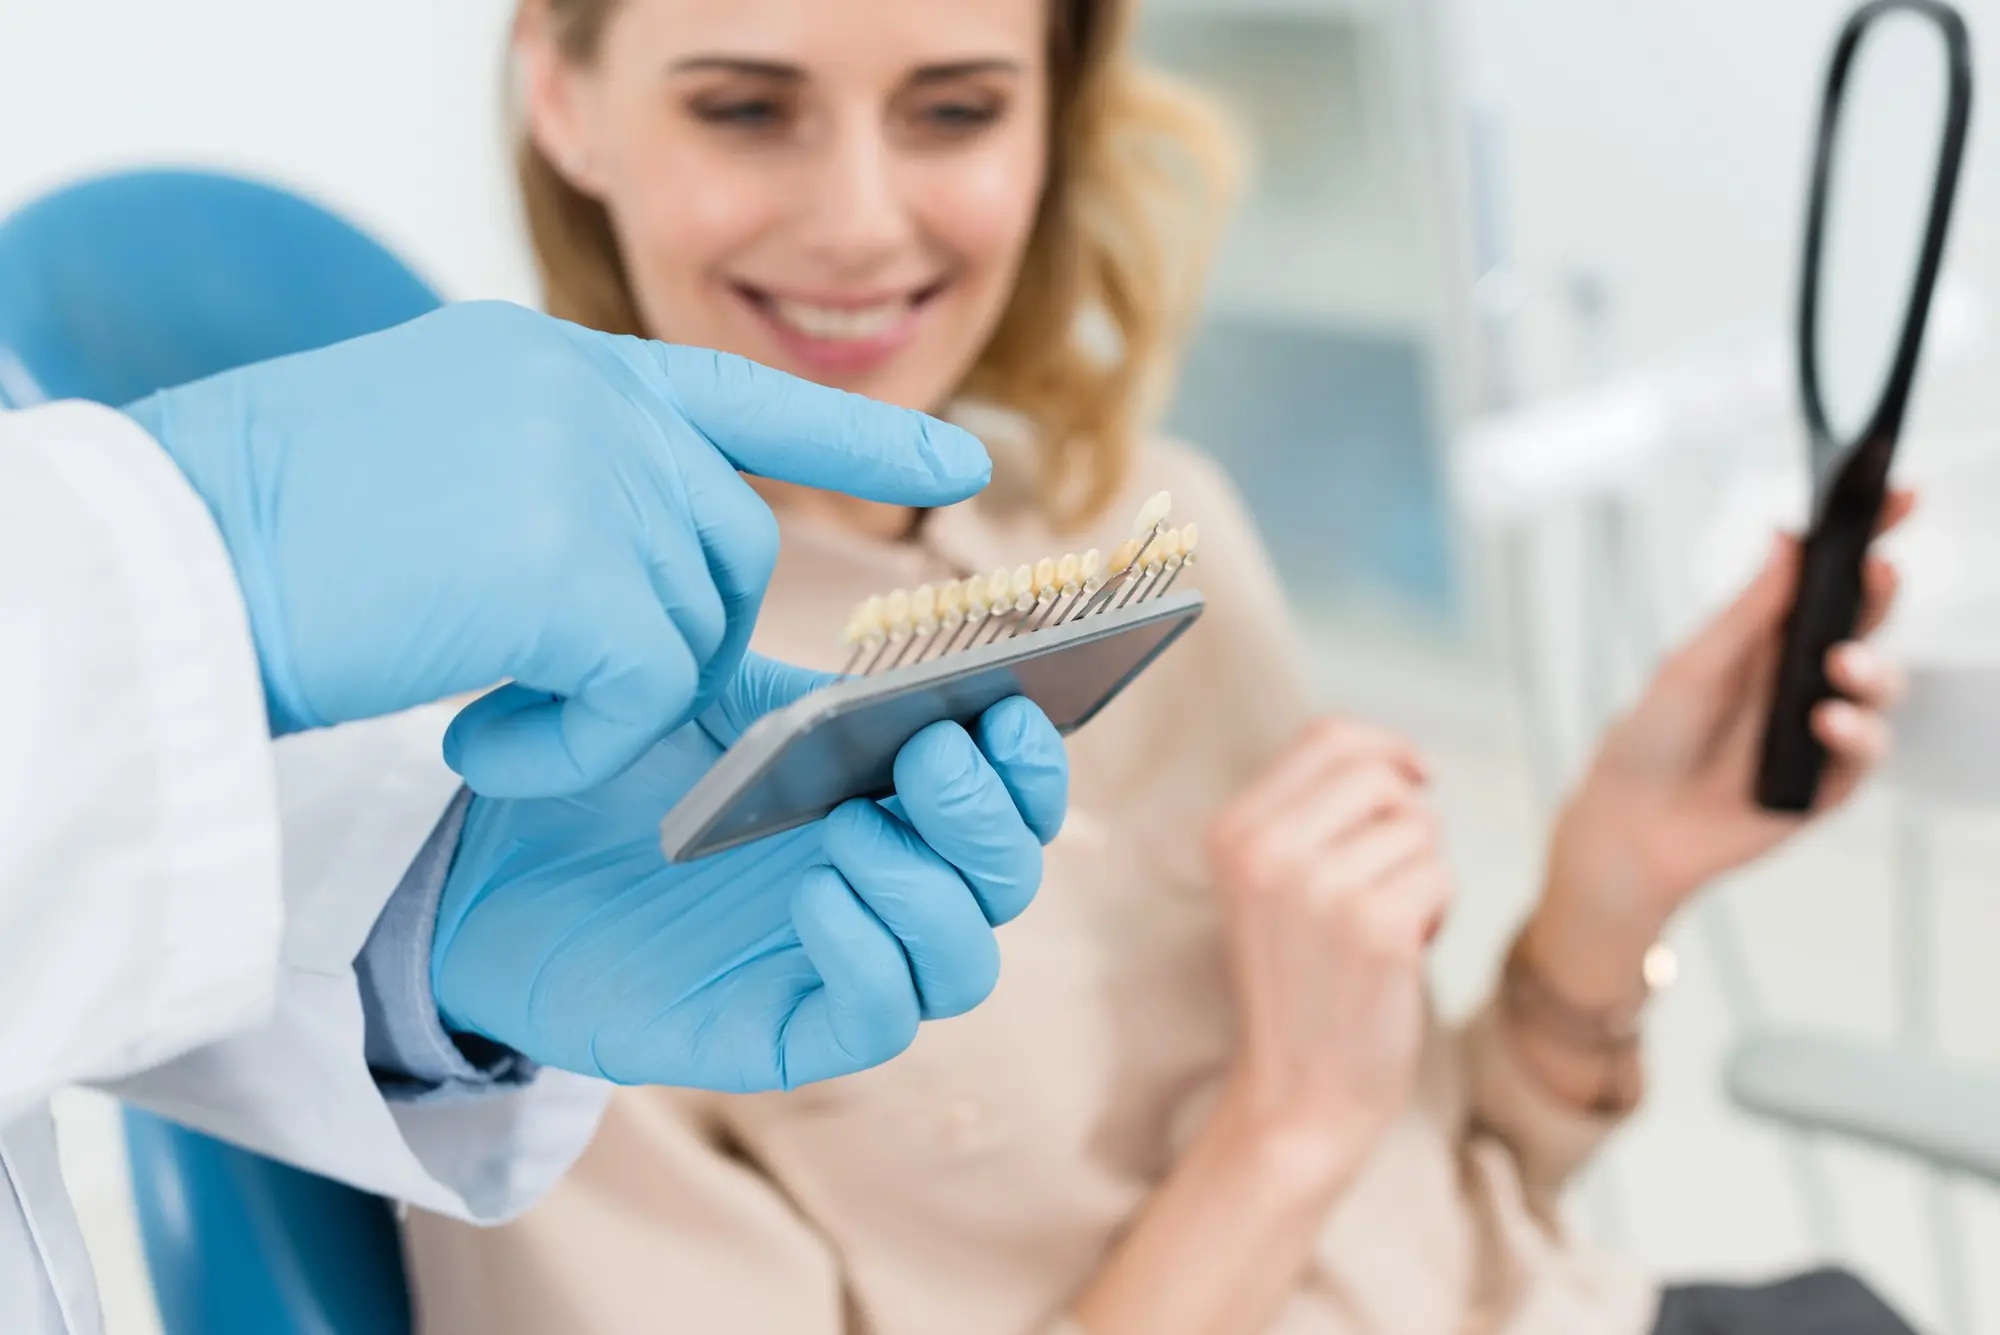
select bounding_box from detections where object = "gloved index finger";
[658,344,992,507]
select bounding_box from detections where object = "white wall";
[0,0,535,306]
[1460,0,2000,422]
[12,0,1993,420]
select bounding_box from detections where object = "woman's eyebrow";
[668,56,805,80]
[909,58,1023,84]
[665,55,1022,83]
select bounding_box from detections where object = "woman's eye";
[917,100,1002,132]
[693,99,787,130]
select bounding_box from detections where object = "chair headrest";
[0,167,442,408]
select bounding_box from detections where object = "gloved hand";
[123,300,989,797]
[431,655,1068,1091]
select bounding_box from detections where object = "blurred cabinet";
[1137,0,1475,622]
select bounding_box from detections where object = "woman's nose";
[798,122,916,273]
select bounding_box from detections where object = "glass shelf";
[1137,0,1470,618]
[1137,3,1440,339]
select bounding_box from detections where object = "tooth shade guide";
[665,586,1207,862]
[839,494,1200,671]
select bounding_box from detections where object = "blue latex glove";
[432,654,1068,1091]
[123,300,989,796]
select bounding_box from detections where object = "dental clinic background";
[8,0,2000,1331]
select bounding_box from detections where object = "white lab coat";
[0,402,611,1334]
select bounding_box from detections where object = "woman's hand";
[1069,719,1451,1335]
[1525,494,1912,1007]
[1204,719,1452,1187]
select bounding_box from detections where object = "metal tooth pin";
[990,565,1035,643]
[946,574,989,655]
[1127,527,1183,606]
[1032,552,1082,630]
[1078,488,1167,621]
[978,566,1026,647]
[1122,495,1171,580]
[1022,556,1059,628]
[1082,539,1140,619]
[844,595,888,675]
[837,602,865,675]
[1142,528,1189,604]
[870,587,912,674]
[972,568,1012,647]
[1155,523,1197,597]
[1133,490,1172,540]
[923,580,965,663]
[1061,548,1105,624]
[888,584,937,670]
[1012,563,1037,611]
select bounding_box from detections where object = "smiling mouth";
[733,280,949,343]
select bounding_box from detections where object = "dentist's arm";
[0,401,280,1120]
[18,300,1015,1217]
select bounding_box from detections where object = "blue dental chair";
[0,167,442,1334]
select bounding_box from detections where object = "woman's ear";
[514,0,603,196]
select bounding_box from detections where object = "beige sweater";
[405,446,1659,1335]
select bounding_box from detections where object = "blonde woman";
[406,2,1917,1331]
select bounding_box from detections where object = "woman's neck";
[748,477,921,542]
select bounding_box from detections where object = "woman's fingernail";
[1822,701,1864,743]
[1835,643,1880,686]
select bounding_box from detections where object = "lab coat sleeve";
[98,657,612,1225]
[1,401,606,1224]
[0,401,284,1123]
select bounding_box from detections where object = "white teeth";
[768,297,906,341]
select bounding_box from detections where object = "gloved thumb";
[697,652,834,749]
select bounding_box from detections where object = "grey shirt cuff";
[354,788,538,1102]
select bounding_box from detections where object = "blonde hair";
[515,0,1238,527]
